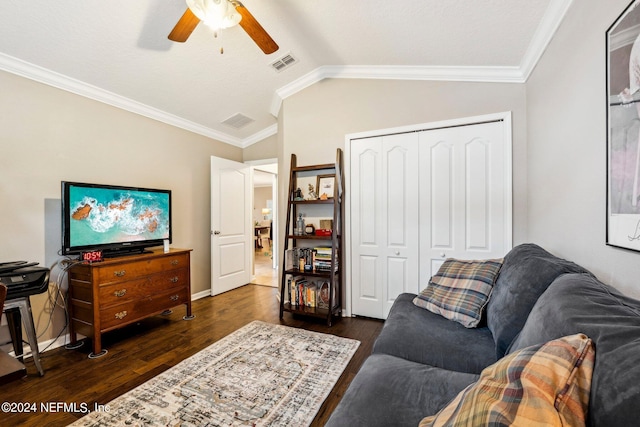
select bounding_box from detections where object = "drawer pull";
[113,270,126,277]
[114,289,127,297]
[170,276,179,283]
[115,311,128,320]
[170,294,179,302]
[171,260,179,266]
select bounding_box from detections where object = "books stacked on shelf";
[286,275,321,308]
[285,248,315,272]
[313,246,336,272]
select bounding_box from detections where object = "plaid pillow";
[413,258,503,328]
[419,333,595,427]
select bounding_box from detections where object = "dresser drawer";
[100,287,189,331]
[94,253,189,285]
[98,268,189,308]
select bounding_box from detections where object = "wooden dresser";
[68,248,193,357]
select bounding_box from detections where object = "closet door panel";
[351,138,384,318]
[419,121,508,285]
[466,138,490,250]
[351,134,419,319]
[430,141,454,249]
[381,135,419,317]
[459,123,506,253]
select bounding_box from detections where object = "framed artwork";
[607,0,640,252]
[316,174,335,199]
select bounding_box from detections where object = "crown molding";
[269,64,525,117]
[1,0,573,147]
[519,0,574,80]
[240,123,278,148]
[269,0,574,117]
[0,52,247,148]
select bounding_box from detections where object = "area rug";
[70,320,360,427]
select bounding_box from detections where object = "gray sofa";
[327,243,640,426]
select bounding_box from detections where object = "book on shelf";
[287,275,322,308]
[286,247,338,272]
[313,246,338,272]
[305,281,316,308]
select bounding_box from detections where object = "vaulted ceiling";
[0,0,571,147]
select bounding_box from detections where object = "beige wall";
[243,134,277,161]
[0,70,242,346]
[253,186,272,224]
[527,0,640,297]
[279,78,529,251]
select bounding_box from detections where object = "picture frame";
[606,0,640,252]
[316,174,335,199]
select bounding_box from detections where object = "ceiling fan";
[168,0,279,54]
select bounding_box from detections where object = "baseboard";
[3,291,222,358]
[3,332,79,359]
[191,289,211,301]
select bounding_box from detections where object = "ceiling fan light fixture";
[186,0,241,31]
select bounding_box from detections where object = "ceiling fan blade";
[235,4,279,54]
[168,8,200,42]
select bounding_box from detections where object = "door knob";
[395,251,400,256]
[440,253,446,258]
[213,230,221,235]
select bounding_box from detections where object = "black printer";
[0,261,50,299]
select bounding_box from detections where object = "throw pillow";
[413,258,503,328]
[419,333,595,427]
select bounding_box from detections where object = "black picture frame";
[606,0,640,252]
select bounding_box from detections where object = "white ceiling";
[0,0,571,148]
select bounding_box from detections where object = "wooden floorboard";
[1,284,383,426]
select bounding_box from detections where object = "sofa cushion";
[486,243,593,357]
[325,353,479,427]
[419,333,594,427]
[413,258,503,328]
[508,273,640,427]
[373,293,497,374]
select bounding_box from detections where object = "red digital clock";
[81,250,104,263]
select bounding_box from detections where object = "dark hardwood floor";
[2,284,383,426]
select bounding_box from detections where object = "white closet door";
[419,121,509,284]
[351,133,419,318]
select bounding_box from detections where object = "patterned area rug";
[70,320,360,426]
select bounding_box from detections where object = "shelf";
[284,268,337,278]
[290,199,334,205]
[292,163,335,173]
[280,149,343,327]
[281,303,341,318]
[287,234,334,240]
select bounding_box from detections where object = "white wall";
[527,0,640,297]
[0,70,242,345]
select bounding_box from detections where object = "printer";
[0,261,50,299]
[0,261,50,376]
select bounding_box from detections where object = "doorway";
[251,163,278,287]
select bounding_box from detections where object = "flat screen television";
[61,181,172,257]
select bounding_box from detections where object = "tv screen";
[61,181,172,256]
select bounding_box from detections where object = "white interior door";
[211,156,252,296]
[351,133,419,318]
[419,120,511,283]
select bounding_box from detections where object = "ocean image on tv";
[69,186,170,247]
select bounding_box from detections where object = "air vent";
[221,113,255,129]
[270,53,297,72]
